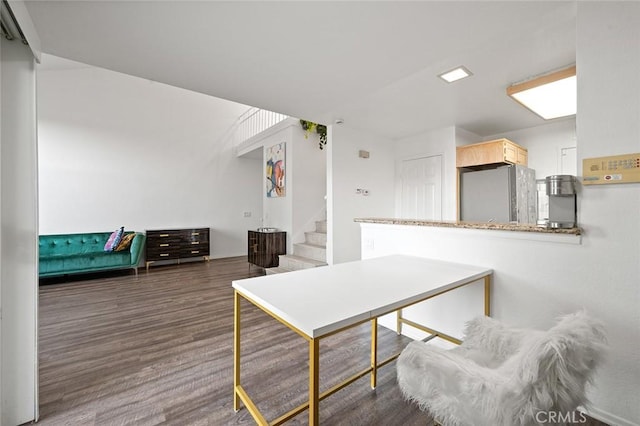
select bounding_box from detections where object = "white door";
[400,155,442,220]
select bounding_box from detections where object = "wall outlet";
[243,211,251,218]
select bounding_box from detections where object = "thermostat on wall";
[582,153,640,185]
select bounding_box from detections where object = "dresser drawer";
[180,247,208,258]
[146,238,181,248]
[147,230,182,239]
[182,239,209,249]
[147,242,180,253]
[181,228,209,243]
[146,250,181,261]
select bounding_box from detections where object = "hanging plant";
[300,119,327,150]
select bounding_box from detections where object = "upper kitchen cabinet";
[456,138,528,168]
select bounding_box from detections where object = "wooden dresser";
[145,227,210,271]
[248,230,286,268]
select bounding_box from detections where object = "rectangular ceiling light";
[438,66,472,83]
[507,66,576,120]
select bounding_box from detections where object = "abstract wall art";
[266,142,286,197]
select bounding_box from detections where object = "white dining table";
[232,254,493,425]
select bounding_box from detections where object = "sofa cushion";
[104,227,124,252]
[115,233,136,251]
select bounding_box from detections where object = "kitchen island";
[354,217,583,345]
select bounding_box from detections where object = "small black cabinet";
[248,230,286,268]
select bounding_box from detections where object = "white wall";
[291,125,326,244]
[575,2,639,423]
[37,56,261,258]
[1,38,39,425]
[454,127,482,147]
[486,118,577,180]
[328,124,395,264]
[361,3,640,425]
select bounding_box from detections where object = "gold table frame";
[233,272,491,425]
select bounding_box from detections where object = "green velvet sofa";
[39,232,146,278]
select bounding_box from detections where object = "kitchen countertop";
[354,218,582,235]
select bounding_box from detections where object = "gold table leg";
[370,318,378,389]
[396,309,403,335]
[234,291,241,412]
[309,338,320,426]
[484,275,491,316]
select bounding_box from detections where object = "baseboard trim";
[583,406,639,426]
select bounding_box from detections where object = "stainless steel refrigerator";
[460,164,536,224]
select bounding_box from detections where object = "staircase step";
[304,231,327,247]
[293,243,326,263]
[315,220,327,234]
[278,254,327,271]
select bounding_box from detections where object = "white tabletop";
[232,255,492,338]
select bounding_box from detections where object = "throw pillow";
[104,227,124,252]
[115,233,136,251]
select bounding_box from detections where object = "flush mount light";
[438,66,472,83]
[507,65,576,120]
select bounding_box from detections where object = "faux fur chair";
[397,311,606,426]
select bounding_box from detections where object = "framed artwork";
[266,142,286,197]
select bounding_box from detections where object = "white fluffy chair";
[396,311,606,426]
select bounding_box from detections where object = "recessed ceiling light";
[507,66,576,120]
[438,66,472,83]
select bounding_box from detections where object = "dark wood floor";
[38,257,608,426]
[38,257,433,425]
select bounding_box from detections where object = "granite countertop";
[354,218,582,235]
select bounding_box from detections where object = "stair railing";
[233,107,288,146]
